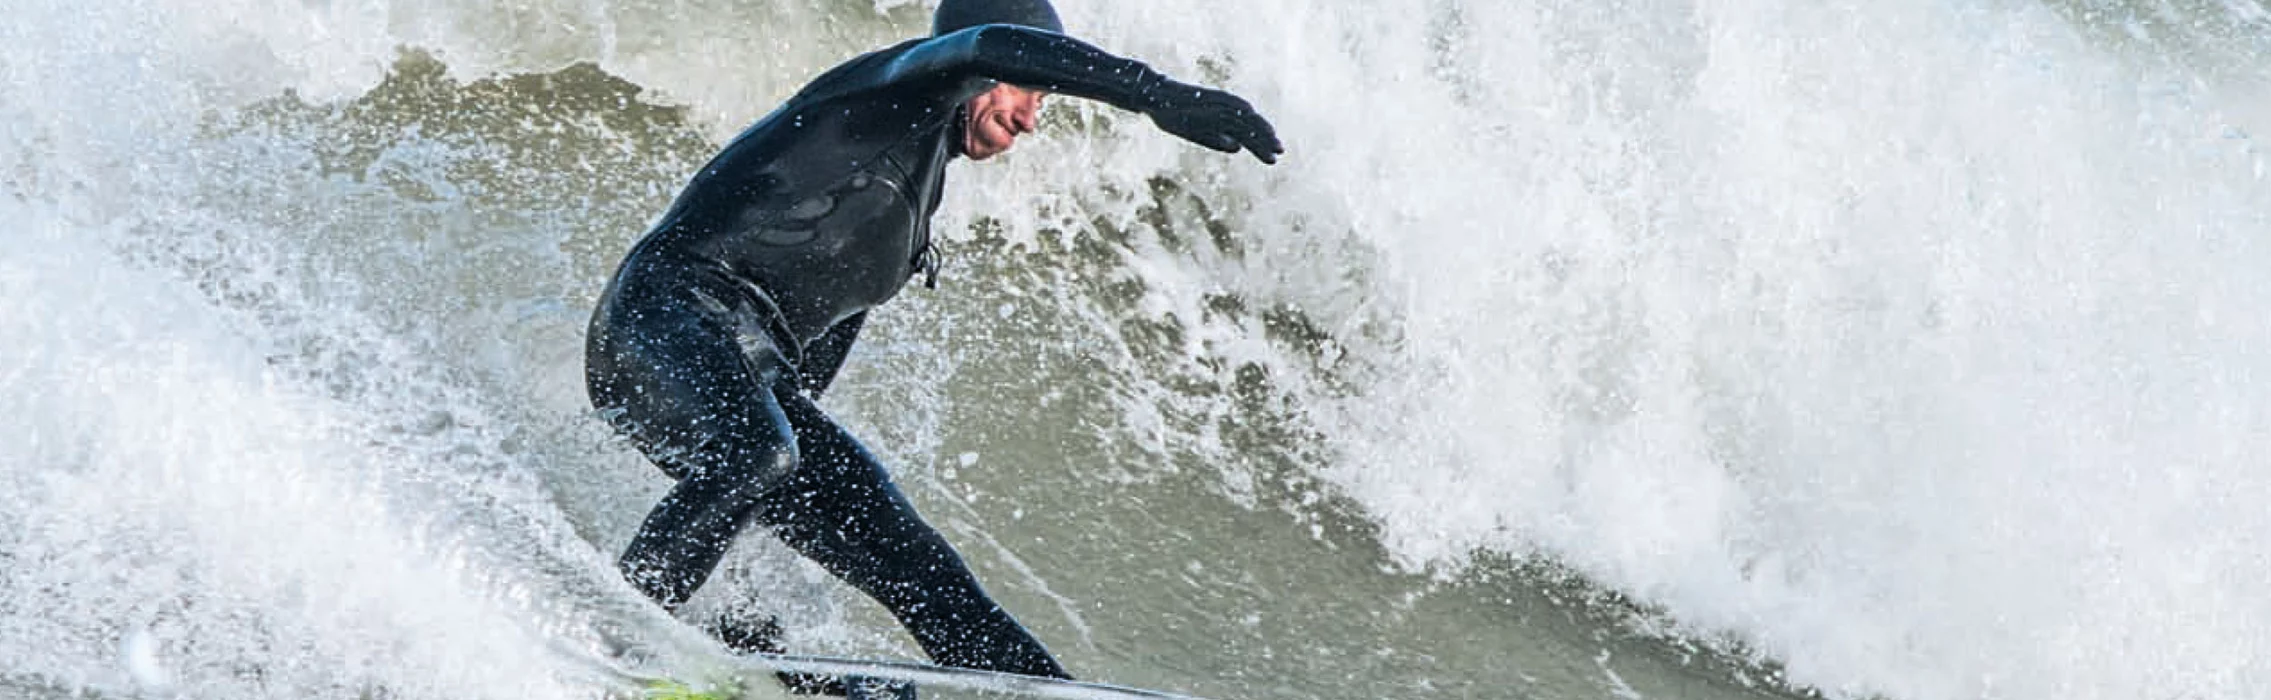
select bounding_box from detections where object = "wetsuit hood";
[932,0,1064,36]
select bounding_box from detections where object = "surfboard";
[636,652,1212,700]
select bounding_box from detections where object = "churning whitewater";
[3,1,2268,699]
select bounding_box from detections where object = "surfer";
[584,0,1282,685]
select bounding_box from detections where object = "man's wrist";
[1129,69,1172,113]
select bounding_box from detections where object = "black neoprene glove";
[1138,77,1285,164]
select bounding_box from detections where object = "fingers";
[1156,88,1287,164]
[1206,110,1281,164]
[1238,114,1284,164]
[1201,116,1270,160]
[1211,91,1283,164]
[1248,140,1280,164]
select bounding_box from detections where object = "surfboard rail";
[641,652,1213,700]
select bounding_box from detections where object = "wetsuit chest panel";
[607,36,998,350]
[654,97,956,346]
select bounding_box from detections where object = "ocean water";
[3,0,2268,699]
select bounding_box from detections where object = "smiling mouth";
[963,109,1028,157]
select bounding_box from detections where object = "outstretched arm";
[878,25,1284,163]
[799,312,867,399]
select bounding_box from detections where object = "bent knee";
[668,427,800,494]
[605,407,799,490]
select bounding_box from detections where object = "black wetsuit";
[586,23,1280,681]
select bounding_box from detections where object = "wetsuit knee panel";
[603,396,801,486]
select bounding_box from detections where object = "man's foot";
[774,671,846,696]
[705,614,786,655]
[702,615,913,698]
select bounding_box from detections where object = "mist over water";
[5,1,2269,699]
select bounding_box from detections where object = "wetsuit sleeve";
[876,25,1285,163]
[871,25,1174,112]
[800,312,867,398]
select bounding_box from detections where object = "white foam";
[1234,2,2271,699]
[0,204,592,697]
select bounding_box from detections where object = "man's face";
[962,83,1047,161]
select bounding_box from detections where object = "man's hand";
[1142,80,1284,164]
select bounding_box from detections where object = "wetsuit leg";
[757,390,1071,680]
[588,275,801,611]
[590,267,1064,678]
